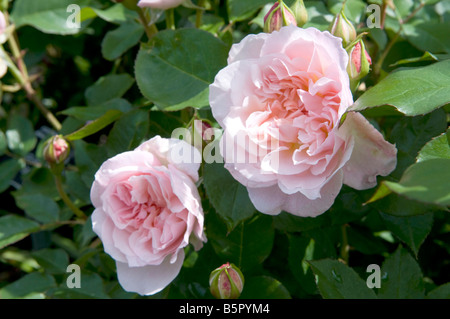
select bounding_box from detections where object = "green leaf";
[52,271,110,299]
[416,129,450,162]
[85,73,135,106]
[403,21,450,54]
[0,214,40,249]
[65,109,123,141]
[101,22,144,61]
[0,272,56,299]
[10,0,90,35]
[239,275,291,299]
[379,212,434,257]
[383,158,450,207]
[227,0,271,22]
[135,28,228,110]
[378,246,425,298]
[203,162,256,230]
[60,98,132,121]
[389,108,447,179]
[206,213,274,272]
[105,108,149,156]
[307,259,377,299]
[349,60,450,116]
[6,114,37,156]
[15,194,60,224]
[73,140,108,187]
[93,3,139,24]
[0,130,7,156]
[426,283,450,299]
[31,248,70,274]
[288,235,317,295]
[0,158,24,193]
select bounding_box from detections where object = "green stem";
[166,8,175,30]
[138,8,158,40]
[4,13,62,131]
[54,173,87,220]
[195,0,206,28]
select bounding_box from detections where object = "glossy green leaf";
[308,259,377,299]
[203,162,256,230]
[6,114,37,156]
[206,213,274,272]
[227,0,271,22]
[31,249,70,274]
[10,0,90,35]
[0,272,56,299]
[135,28,228,110]
[380,212,434,257]
[0,215,40,249]
[378,246,425,298]
[85,73,135,106]
[0,130,7,156]
[101,22,144,61]
[403,21,450,54]
[105,108,149,156]
[239,275,291,299]
[60,98,132,122]
[426,283,450,299]
[15,193,60,224]
[0,158,24,193]
[51,271,110,299]
[349,60,450,116]
[383,158,450,207]
[416,129,450,162]
[93,3,139,24]
[64,110,123,141]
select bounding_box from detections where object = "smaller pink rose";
[91,136,206,295]
[138,0,185,10]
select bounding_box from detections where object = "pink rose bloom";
[137,0,184,10]
[209,26,397,217]
[90,136,206,295]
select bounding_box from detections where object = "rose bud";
[329,8,357,47]
[264,1,297,33]
[347,39,372,87]
[209,262,244,299]
[43,135,70,165]
[290,0,308,27]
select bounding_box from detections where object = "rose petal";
[248,171,343,217]
[116,250,185,296]
[339,112,397,190]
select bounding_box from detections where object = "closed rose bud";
[329,9,356,47]
[347,39,372,85]
[264,1,297,33]
[290,0,308,27]
[43,135,70,165]
[209,262,244,299]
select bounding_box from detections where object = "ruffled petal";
[339,112,397,190]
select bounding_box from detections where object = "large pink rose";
[137,0,184,10]
[90,136,206,295]
[209,25,397,217]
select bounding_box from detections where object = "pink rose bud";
[329,8,357,47]
[43,135,70,164]
[209,262,244,299]
[290,0,308,27]
[264,1,297,33]
[347,39,372,83]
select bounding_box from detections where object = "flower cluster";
[91,1,397,297]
